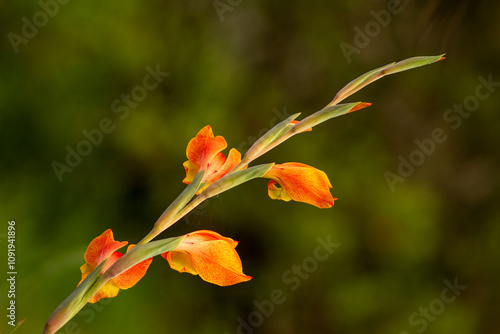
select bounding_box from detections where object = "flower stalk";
[42,54,445,334]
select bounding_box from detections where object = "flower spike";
[42,54,445,334]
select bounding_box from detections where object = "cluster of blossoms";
[78,122,340,304]
[42,55,444,334]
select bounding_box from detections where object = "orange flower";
[78,229,153,303]
[183,126,243,191]
[264,163,336,208]
[161,230,251,286]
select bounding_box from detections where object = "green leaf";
[383,54,446,76]
[153,169,205,230]
[332,63,394,104]
[243,113,301,162]
[201,163,275,198]
[330,54,445,105]
[42,261,106,334]
[105,236,184,279]
[292,102,364,132]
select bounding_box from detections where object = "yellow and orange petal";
[264,163,336,208]
[185,125,227,175]
[207,148,242,182]
[113,245,153,290]
[183,126,244,191]
[161,230,251,286]
[88,280,121,304]
[83,229,127,268]
[78,231,153,303]
[78,263,94,286]
[184,149,243,191]
[78,250,123,287]
[202,152,227,182]
[182,160,199,184]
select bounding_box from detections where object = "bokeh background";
[1,0,499,333]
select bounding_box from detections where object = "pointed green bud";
[243,113,301,163]
[104,236,185,280]
[153,169,205,233]
[292,102,369,133]
[383,54,446,76]
[42,262,106,334]
[329,54,445,105]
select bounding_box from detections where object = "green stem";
[136,169,206,245]
[136,225,163,245]
[157,194,208,231]
[136,194,208,245]
[326,72,381,107]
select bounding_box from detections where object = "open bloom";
[264,162,336,208]
[162,230,251,286]
[78,229,153,303]
[183,125,243,192]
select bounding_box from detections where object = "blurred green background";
[1,0,499,333]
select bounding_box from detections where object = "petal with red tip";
[264,163,335,208]
[162,230,251,286]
